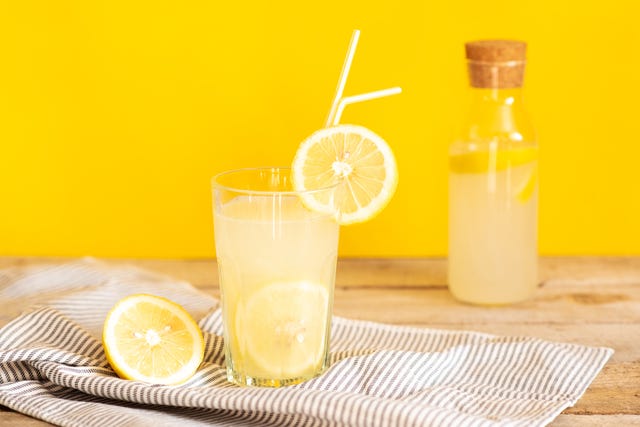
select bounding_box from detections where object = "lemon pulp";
[234,281,329,381]
[292,124,398,225]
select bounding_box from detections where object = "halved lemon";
[292,124,398,225]
[238,281,329,379]
[102,294,205,385]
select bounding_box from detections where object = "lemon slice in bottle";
[515,165,538,203]
[292,124,398,225]
[102,294,205,385]
[449,146,538,203]
[239,281,329,380]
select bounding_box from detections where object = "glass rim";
[212,166,339,196]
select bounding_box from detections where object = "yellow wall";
[1,1,639,257]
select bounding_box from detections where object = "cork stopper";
[465,40,527,88]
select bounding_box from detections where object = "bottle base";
[449,287,536,306]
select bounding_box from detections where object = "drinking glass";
[212,167,339,387]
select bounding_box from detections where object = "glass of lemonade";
[212,167,339,387]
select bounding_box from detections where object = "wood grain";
[1,256,638,288]
[0,257,638,426]
[552,415,640,426]
[0,413,51,426]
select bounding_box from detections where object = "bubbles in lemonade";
[448,146,538,305]
[214,195,339,386]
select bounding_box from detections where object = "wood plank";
[175,255,633,288]
[189,282,640,327]
[564,362,640,415]
[0,257,218,289]
[551,415,640,426]
[172,256,639,288]
[331,286,640,325]
[0,410,51,426]
[0,256,639,288]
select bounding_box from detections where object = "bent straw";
[325,30,360,127]
[331,87,402,126]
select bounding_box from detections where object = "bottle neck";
[469,87,525,106]
[461,87,535,142]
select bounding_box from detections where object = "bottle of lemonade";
[448,40,538,305]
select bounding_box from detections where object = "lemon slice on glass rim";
[102,294,205,385]
[292,124,398,225]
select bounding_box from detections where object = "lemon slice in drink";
[102,294,205,385]
[239,281,329,379]
[292,124,398,225]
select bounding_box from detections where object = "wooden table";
[0,257,638,426]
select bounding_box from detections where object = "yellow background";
[1,1,639,257]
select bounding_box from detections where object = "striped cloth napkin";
[0,259,612,427]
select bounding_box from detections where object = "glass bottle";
[448,40,538,305]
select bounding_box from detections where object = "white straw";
[331,87,402,126]
[325,30,360,127]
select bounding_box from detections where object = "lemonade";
[448,146,538,305]
[213,170,339,386]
